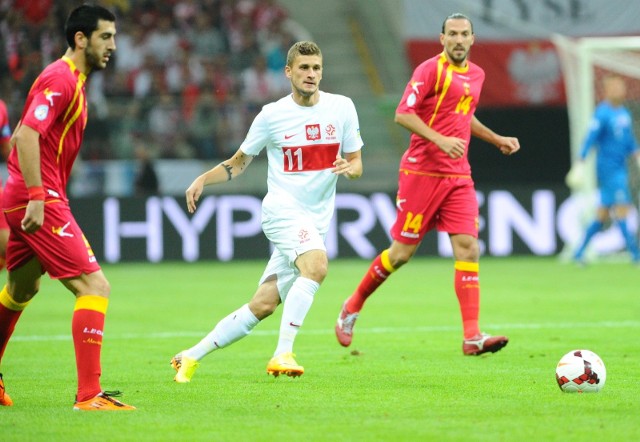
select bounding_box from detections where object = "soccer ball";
[555,349,606,393]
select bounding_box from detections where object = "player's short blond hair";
[286,41,322,67]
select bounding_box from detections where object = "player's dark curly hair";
[286,41,322,67]
[65,4,116,49]
[441,12,474,34]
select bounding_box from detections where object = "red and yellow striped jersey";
[5,56,87,207]
[395,52,485,176]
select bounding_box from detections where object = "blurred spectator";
[229,18,261,72]
[187,12,227,59]
[2,10,30,83]
[129,53,164,99]
[225,5,252,53]
[173,0,201,31]
[164,46,205,122]
[205,53,239,104]
[87,70,109,120]
[102,0,132,15]
[107,99,147,159]
[0,0,302,162]
[168,132,197,159]
[17,50,43,98]
[145,14,181,65]
[147,92,196,159]
[216,93,248,157]
[240,54,289,112]
[188,86,220,159]
[259,22,295,73]
[12,0,54,26]
[148,92,181,144]
[165,47,205,95]
[133,0,160,30]
[252,0,288,31]
[37,14,65,66]
[134,144,159,196]
[114,19,148,74]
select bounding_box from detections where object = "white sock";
[185,303,259,361]
[274,277,319,357]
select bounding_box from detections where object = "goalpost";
[552,35,640,187]
[553,35,640,258]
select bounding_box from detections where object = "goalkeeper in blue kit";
[572,75,640,264]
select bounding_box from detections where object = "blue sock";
[615,219,640,260]
[574,220,604,259]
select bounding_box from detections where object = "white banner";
[404,0,640,40]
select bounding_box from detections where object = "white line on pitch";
[10,320,640,343]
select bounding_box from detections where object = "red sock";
[454,261,481,339]
[72,295,108,402]
[346,249,397,312]
[0,285,29,361]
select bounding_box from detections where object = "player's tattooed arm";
[223,150,255,180]
[198,150,255,186]
[221,163,233,181]
[185,149,255,213]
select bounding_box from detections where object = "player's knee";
[303,264,328,283]
[297,251,328,283]
[249,281,281,320]
[613,205,629,219]
[86,276,111,298]
[388,250,412,269]
[249,297,278,320]
[387,241,418,268]
[7,285,39,303]
[451,234,479,262]
[7,276,41,302]
[455,242,479,261]
[596,207,611,221]
[457,248,479,262]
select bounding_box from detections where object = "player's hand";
[21,200,45,233]
[565,161,586,190]
[496,136,520,155]
[332,154,353,177]
[436,136,466,159]
[185,176,205,213]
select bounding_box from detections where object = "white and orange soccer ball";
[555,349,606,393]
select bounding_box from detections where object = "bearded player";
[335,13,520,356]
[0,4,135,410]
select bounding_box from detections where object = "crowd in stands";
[0,0,309,161]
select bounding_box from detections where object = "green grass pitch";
[1,257,639,441]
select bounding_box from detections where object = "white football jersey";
[241,91,363,233]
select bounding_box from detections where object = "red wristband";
[28,186,46,201]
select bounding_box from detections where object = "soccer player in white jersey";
[170,41,363,381]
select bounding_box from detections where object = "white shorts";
[258,204,326,299]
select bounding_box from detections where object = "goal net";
[553,35,640,258]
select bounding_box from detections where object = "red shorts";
[390,171,479,245]
[4,201,101,279]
